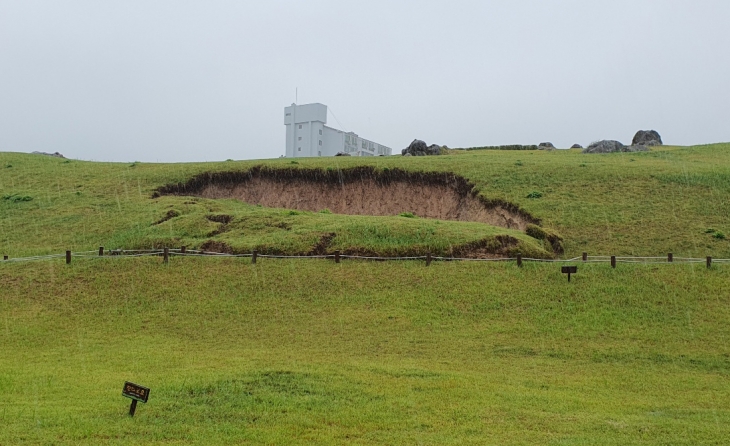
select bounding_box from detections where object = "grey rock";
[625,145,650,152]
[632,130,662,146]
[334,152,351,156]
[571,144,583,149]
[31,151,65,158]
[426,144,442,155]
[402,139,442,156]
[538,142,555,149]
[582,140,626,154]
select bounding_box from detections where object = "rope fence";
[1,248,727,269]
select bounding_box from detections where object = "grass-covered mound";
[2,143,730,258]
[1,257,728,444]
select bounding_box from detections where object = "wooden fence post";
[707,256,712,269]
[99,247,104,257]
[335,250,341,264]
[426,252,432,267]
[180,246,186,254]
[582,252,587,262]
[66,251,71,264]
[3,255,7,261]
[668,253,673,263]
[252,250,257,264]
[163,248,169,264]
[611,256,616,268]
[516,253,522,268]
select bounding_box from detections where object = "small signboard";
[123,382,150,402]
[561,265,578,282]
[122,381,150,416]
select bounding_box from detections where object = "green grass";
[1,257,729,444]
[2,144,730,258]
[2,145,730,443]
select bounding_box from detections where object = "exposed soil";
[200,240,234,253]
[308,233,336,255]
[206,214,232,224]
[451,235,520,258]
[153,209,180,225]
[156,166,539,231]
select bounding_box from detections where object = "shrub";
[318,209,332,214]
[526,191,543,199]
[713,231,726,240]
[399,212,416,218]
[464,145,538,151]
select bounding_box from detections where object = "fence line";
[1,249,727,268]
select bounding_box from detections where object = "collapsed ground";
[155,166,563,257]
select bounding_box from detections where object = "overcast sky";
[1,1,729,162]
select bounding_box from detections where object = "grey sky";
[1,1,729,162]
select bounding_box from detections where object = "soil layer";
[157,166,538,231]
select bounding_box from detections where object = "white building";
[284,103,393,157]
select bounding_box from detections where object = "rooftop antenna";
[295,87,298,104]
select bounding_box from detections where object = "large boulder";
[582,140,626,154]
[538,142,555,150]
[571,144,583,149]
[402,139,442,156]
[632,130,662,146]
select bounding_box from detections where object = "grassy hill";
[1,144,730,444]
[1,143,729,258]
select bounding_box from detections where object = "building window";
[298,125,302,129]
[319,129,322,135]
[286,113,291,116]
[318,151,321,156]
[319,140,322,146]
[298,147,301,151]
[298,136,302,141]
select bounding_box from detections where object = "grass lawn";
[2,257,729,444]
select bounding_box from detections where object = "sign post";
[122,381,150,417]
[561,265,577,282]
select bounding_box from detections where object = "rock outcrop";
[571,144,583,149]
[538,142,555,150]
[583,140,626,154]
[632,130,662,146]
[402,139,443,156]
[583,140,649,154]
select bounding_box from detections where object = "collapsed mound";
[156,166,539,231]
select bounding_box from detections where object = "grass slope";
[2,145,730,444]
[1,257,729,444]
[2,143,730,257]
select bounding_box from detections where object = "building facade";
[284,103,393,157]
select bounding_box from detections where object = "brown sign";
[122,381,150,403]
[561,265,577,282]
